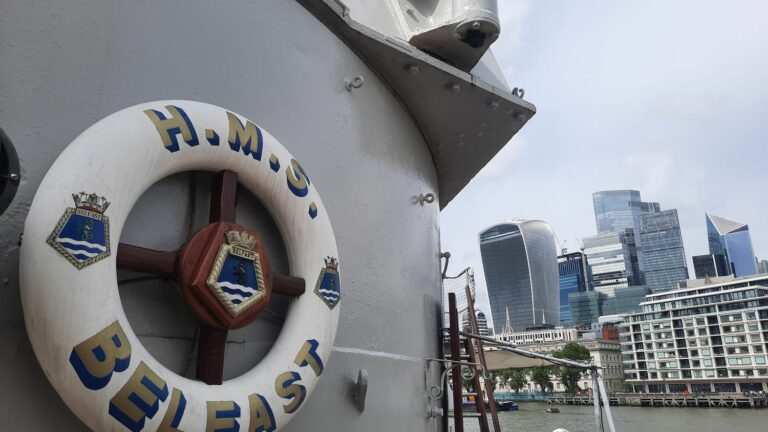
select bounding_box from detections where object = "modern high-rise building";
[558,251,590,324]
[583,230,640,290]
[593,190,660,235]
[693,254,730,279]
[639,209,689,292]
[479,221,559,330]
[620,274,768,393]
[706,213,758,277]
[593,190,660,283]
[759,260,768,275]
[568,291,604,325]
[567,286,650,326]
[579,229,648,324]
[462,311,490,336]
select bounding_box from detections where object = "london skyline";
[441,0,768,327]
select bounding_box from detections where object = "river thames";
[463,402,767,432]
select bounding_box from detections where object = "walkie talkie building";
[479,220,559,331]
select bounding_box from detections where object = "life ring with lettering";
[20,101,340,431]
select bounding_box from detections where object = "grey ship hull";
[0,1,532,430]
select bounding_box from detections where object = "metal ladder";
[446,290,500,432]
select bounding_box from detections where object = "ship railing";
[461,330,617,432]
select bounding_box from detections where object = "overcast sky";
[440,0,768,329]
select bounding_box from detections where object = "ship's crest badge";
[206,230,266,316]
[48,192,111,269]
[315,256,340,310]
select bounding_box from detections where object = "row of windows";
[642,290,764,312]
[626,369,768,379]
[622,315,768,337]
[623,344,768,361]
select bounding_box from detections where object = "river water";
[462,402,767,432]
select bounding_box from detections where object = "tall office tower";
[706,213,758,277]
[759,259,768,274]
[462,311,490,336]
[582,230,640,290]
[568,286,649,325]
[592,190,659,235]
[479,221,559,331]
[639,209,689,292]
[692,254,730,279]
[568,291,604,325]
[558,251,590,324]
[582,230,646,321]
[592,190,659,285]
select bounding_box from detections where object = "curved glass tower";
[706,213,758,277]
[479,220,559,330]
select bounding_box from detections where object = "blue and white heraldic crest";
[315,256,340,309]
[206,230,267,317]
[48,192,111,269]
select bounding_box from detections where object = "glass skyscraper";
[593,190,660,236]
[558,251,590,324]
[706,213,758,277]
[568,286,648,325]
[692,254,730,279]
[639,209,689,292]
[593,190,659,282]
[479,221,559,331]
[582,230,639,290]
[580,229,648,324]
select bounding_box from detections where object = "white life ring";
[20,100,340,431]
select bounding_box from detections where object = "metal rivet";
[514,113,527,122]
[450,83,461,93]
[407,64,420,74]
[488,101,500,111]
[345,76,365,91]
[472,21,481,29]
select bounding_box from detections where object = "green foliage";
[529,366,553,392]
[553,342,591,394]
[496,368,527,392]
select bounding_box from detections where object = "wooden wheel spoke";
[210,170,238,223]
[116,243,178,278]
[196,325,228,385]
[272,274,306,296]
